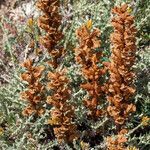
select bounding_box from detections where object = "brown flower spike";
[37,0,78,143]
[37,0,64,68]
[107,4,136,126]
[106,129,128,150]
[20,59,45,116]
[47,70,78,143]
[75,23,106,119]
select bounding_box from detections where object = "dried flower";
[37,0,78,143]
[106,129,128,150]
[107,4,137,126]
[74,23,107,119]
[141,116,150,126]
[47,70,78,143]
[20,59,45,116]
[37,0,64,68]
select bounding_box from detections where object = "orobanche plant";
[15,0,149,149]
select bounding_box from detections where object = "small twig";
[127,123,142,137]
[91,117,109,130]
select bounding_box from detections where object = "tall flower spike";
[37,0,78,143]
[37,0,64,68]
[20,59,45,116]
[47,70,78,143]
[107,4,136,127]
[74,23,106,120]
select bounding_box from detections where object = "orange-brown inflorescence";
[37,0,64,68]
[107,4,137,126]
[106,129,128,150]
[46,70,78,143]
[20,59,45,116]
[37,0,78,143]
[74,24,106,119]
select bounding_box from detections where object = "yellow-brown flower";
[74,24,106,119]
[107,4,136,126]
[106,129,128,150]
[37,0,64,68]
[141,116,150,126]
[20,59,45,116]
[46,70,78,143]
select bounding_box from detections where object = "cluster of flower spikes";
[74,23,107,120]
[46,70,78,143]
[37,0,64,68]
[20,59,45,116]
[107,4,137,127]
[37,0,78,143]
